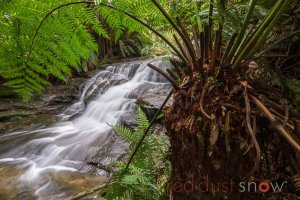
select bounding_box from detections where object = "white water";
[0,58,171,198]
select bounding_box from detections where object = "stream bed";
[0,58,171,200]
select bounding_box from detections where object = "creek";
[0,58,171,199]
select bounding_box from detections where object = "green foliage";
[99,0,170,28]
[0,0,243,100]
[0,0,148,100]
[0,0,291,100]
[95,4,144,41]
[0,1,101,100]
[141,31,174,56]
[117,31,144,58]
[96,0,178,53]
[107,107,170,200]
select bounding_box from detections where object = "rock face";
[0,77,87,133]
[116,85,172,129]
[0,165,108,200]
[137,86,173,120]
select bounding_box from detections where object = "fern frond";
[136,107,149,130]
[108,107,169,200]
[0,0,101,99]
[112,125,137,144]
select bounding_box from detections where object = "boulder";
[137,87,173,119]
[0,110,35,122]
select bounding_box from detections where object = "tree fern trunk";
[164,87,247,199]
[163,78,297,199]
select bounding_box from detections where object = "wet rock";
[42,77,86,105]
[118,111,137,127]
[0,99,27,112]
[50,171,108,199]
[0,77,89,133]
[51,93,77,104]
[137,87,173,119]
[0,165,27,200]
[0,103,12,112]
[0,166,108,200]
[47,86,79,104]
[0,110,35,122]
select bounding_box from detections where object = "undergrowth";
[105,107,170,200]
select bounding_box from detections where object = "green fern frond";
[112,125,137,144]
[0,0,102,99]
[136,106,149,132]
[107,107,169,200]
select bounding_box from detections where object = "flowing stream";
[0,58,171,199]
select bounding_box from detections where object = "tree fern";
[1,0,176,99]
[0,1,100,99]
[1,0,252,100]
[0,0,154,100]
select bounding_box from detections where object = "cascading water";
[0,58,172,199]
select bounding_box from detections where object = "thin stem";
[208,0,214,55]
[200,82,212,120]
[233,0,288,68]
[176,17,202,76]
[170,58,183,77]
[150,0,194,60]
[199,31,205,67]
[216,24,223,59]
[221,32,238,67]
[176,17,194,53]
[244,0,291,63]
[193,0,203,33]
[211,30,219,73]
[125,89,173,171]
[167,69,179,82]
[147,63,180,90]
[173,34,189,62]
[244,88,261,174]
[257,29,300,57]
[227,0,257,63]
[204,25,209,63]
[192,27,201,58]
[173,34,193,77]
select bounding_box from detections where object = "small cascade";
[0,58,172,199]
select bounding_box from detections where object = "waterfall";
[0,58,172,199]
